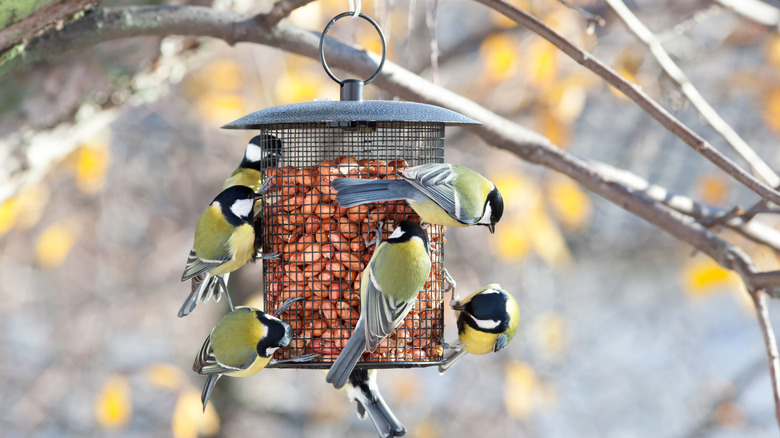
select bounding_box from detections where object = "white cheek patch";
[230,198,254,218]
[472,317,502,331]
[478,203,493,225]
[388,226,405,240]
[244,143,264,163]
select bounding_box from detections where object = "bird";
[222,134,283,192]
[331,163,504,233]
[193,297,317,410]
[341,369,407,438]
[326,220,432,389]
[179,184,268,317]
[180,135,283,317]
[438,283,519,374]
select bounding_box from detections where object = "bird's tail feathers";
[355,385,407,437]
[438,347,469,375]
[200,374,221,412]
[177,273,230,317]
[332,178,409,208]
[325,319,366,389]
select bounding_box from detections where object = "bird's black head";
[213,185,257,226]
[485,186,504,234]
[459,287,510,334]
[240,134,283,172]
[255,311,293,358]
[388,220,429,253]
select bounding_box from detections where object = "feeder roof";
[222,100,480,129]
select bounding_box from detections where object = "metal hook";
[319,12,387,86]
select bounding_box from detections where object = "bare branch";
[590,161,780,251]
[255,0,318,28]
[0,0,99,52]
[604,0,780,187]
[474,0,780,206]
[715,0,780,29]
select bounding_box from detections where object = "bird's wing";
[401,164,476,224]
[181,249,231,281]
[363,260,417,352]
[193,333,255,375]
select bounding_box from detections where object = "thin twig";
[473,0,780,207]
[752,291,780,424]
[604,0,780,187]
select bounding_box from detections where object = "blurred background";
[2,0,780,436]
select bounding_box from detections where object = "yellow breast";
[408,199,467,227]
[460,326,500,355]
[209,223,255,276]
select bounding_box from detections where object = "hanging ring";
[319,12,387,85]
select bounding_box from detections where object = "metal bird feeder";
[222,12,479,369]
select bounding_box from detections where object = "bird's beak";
[488,223,496,234]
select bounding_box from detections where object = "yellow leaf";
[528,201,572,269]
[546,175,592,230]
[95,375,132,431]
[695,173,730,205]
[274,68,330,105]
[539,107,571,148]
[75,142,110,195]
[764,87,780,133]
[681,256,742,297]
[196,92,246,125]
[480,33,521,80]
[143,363,184,391]
[767,34,780,68]
[0,197,19,237]
[547,76,588,123]
[35,221,78,269]
[503,361,556,420]
[172,389,220,438]
[524,39,558,86]
[534,312,567,362]
[489,173,537,261]
[13,183,50,230]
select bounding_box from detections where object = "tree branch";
[715,0,780,30]
[474,0,780,206]
[604,0,780,187]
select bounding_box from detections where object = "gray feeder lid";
[222,99,480,129]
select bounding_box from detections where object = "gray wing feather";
[401,164,474,224]
[332,178,416,208]
[364,264,416,352]
[325,318,367,389]
[181,249,230,281]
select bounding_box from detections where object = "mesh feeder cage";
[222,13,479,369]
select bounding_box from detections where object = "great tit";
[342,369,407,438]
[222,134,283,192]
[326,220,431,389]
[179,185,264,317]
[179,135,283,317]
[193,297,317,410]
[438,283,519,374]
[332,163,504,233]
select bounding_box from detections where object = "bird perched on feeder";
[179,183,271,317]
[438,283,519,374]
[326,220,432,389]
[331,163,504,233]
[341,369,407,438]
[222,134,283,194]
[193,297,317,410]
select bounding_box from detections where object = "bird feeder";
[222,12,479,369]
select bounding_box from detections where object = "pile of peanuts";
[262,156,445,365]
